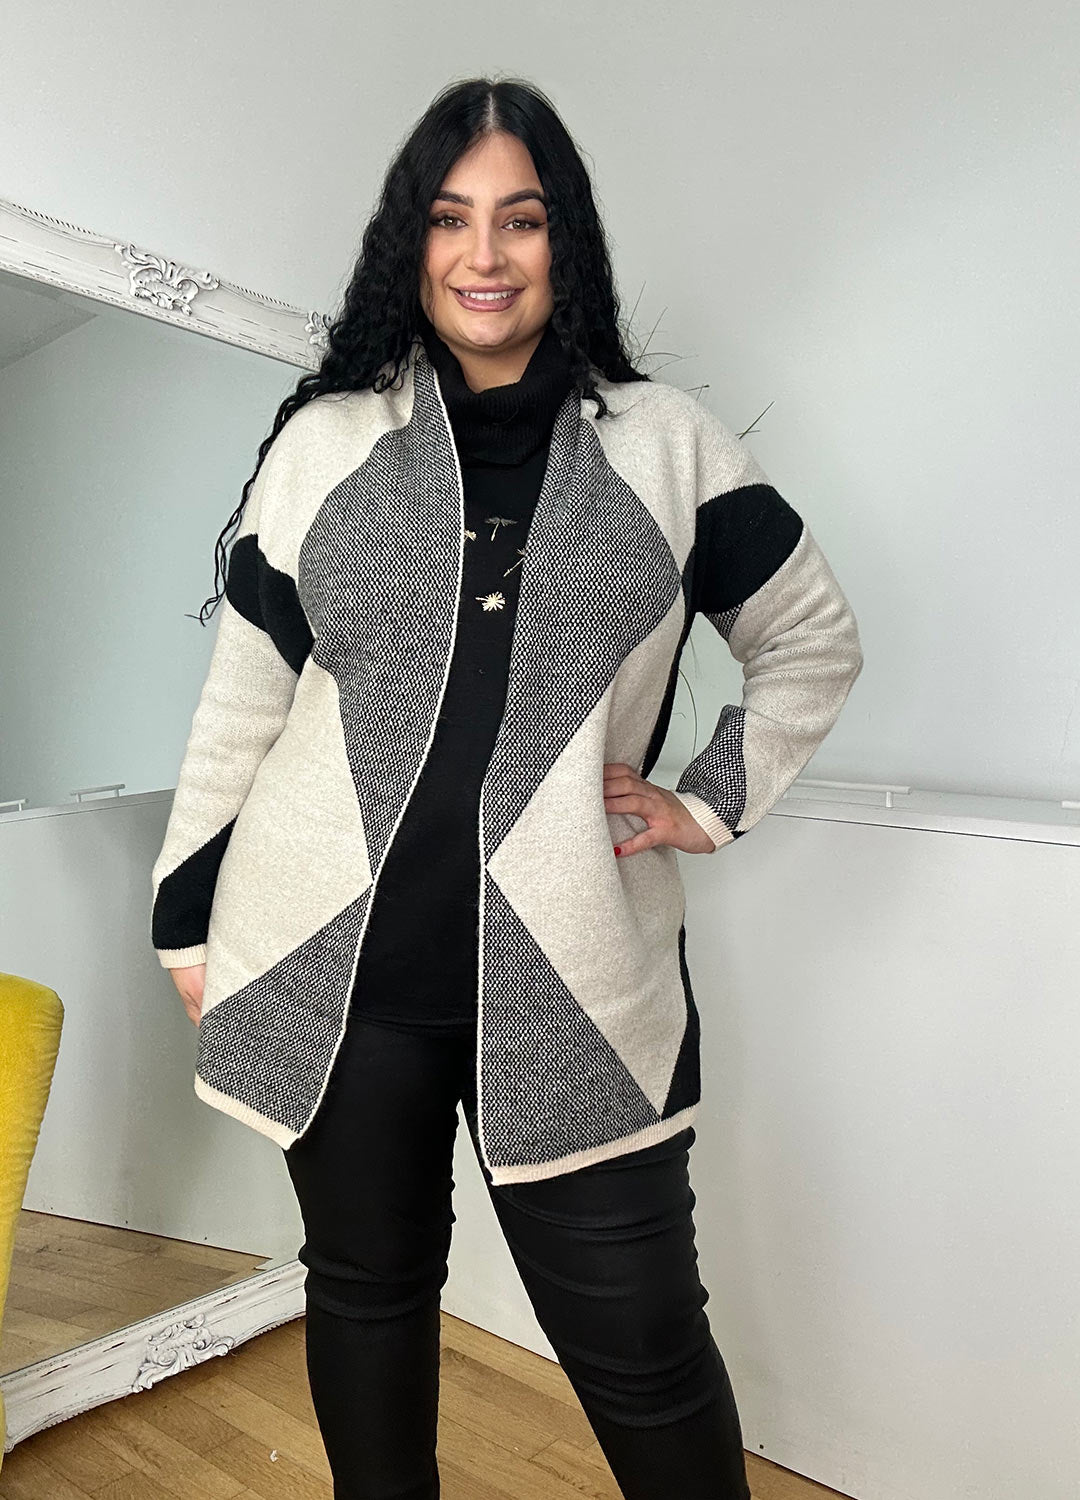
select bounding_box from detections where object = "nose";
[464,223,505,274]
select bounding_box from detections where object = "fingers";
[613,827,663,857]
[600,762,642,786]
[605,789,652,816]
[605,766,656,855]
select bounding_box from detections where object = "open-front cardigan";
[150,333,864,1185]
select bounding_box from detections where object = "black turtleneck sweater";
[348,321,575,1032]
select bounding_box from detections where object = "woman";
[151,76,863,1500]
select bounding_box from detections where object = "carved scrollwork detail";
[114,244,219,313]
[306,310,332,350]
[131,1312,234,1390]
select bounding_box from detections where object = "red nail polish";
[613,845,622,855]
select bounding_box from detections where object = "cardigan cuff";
[671,791,736,853]
[156,943,208,969]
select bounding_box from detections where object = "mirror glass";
[0,266,303,812]
[0,265,307,1378]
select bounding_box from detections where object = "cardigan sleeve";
[669,413,864,852]
[149,433,306,968]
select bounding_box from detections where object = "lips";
[452,287,522,311]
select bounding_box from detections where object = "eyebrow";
[432,188,548,210]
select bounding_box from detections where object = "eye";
[428,213,545,230]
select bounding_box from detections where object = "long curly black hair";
[196,73,652,623]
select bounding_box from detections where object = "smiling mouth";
[453,287,522,309]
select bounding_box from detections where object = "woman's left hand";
[603,762,716,856]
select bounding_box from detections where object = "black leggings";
[282,1012,752,1500]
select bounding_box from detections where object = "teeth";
[459,289,516,301]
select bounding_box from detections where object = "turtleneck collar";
[417,317,576,466]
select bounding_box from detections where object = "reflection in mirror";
[0,265,305,1382]
[0,265,300,811]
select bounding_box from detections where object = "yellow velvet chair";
[0,973,65,1473]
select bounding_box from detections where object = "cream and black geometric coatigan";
[150,334,864,1185]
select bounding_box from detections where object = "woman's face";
[420,130,554,383]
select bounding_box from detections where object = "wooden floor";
[0,1311,853,1499]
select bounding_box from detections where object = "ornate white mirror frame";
[0,195,331,367]
[0,194,331,1452]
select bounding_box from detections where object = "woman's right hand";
[170,963,206,1028]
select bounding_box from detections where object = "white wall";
[2,2,1077,801]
